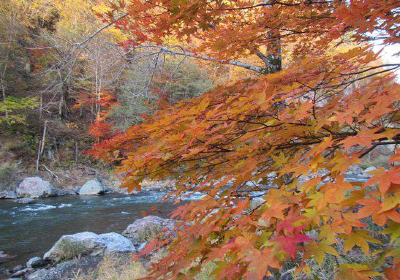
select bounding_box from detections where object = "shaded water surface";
[0,192,177,269]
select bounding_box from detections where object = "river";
[0,192,178,270]
[0,174,368,275]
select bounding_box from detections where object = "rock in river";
[27,257,45,268]
[16,177,57,198]
[0,190,17,199]
[13,198,38,204]
[0,250,15,264]
[44,232,135,263]
[78,179,105,195]
[122,215,176,246]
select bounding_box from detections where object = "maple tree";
[74,90,118,140]
[92,1,400,279]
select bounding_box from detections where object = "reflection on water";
[0,192,177,269]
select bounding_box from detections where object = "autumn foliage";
[93,1,400,279]
[73,90,118,139]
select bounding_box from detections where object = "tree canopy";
[91,1,400,279]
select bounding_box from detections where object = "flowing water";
[0,174,368,274]
[0,192,177,270]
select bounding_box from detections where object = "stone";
[11,268,35,278]
[0,190,17,199]
[16,177,57,198]
[122,216,176,246]
[13,198,38,204]
[55,189,76,196]
[347,165,363,175]
[78,180,105,195]
[27,257,45,268]
[0,251,15,263]
[12,265,24,272]
[44,232,135,263]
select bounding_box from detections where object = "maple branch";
[340,64,400,77]
[126,45,266,73]
[358,140,400,159]
[216,0,333,11]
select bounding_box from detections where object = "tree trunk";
[257,31,282,74]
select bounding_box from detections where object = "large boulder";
[78,180,105,195]
[16,177,57,198]
[44,232,135,263]
[122,216,176,246]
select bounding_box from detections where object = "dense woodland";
[0,0,237,189]
[1,0,400,280]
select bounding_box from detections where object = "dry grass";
[71,250,216,280]
[72,256,147,280]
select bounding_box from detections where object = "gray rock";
[0,190,17,199]
[16,177,57,198]
[44,232,135,263]
[122,216,176,246]
[27,257,45,268]
[0,250,15,263]
[78,180,105,195]
[27,256,102,280]
[347,165,363,175]
[55,189,76,196]
[13,198,37,204]
[11,268,35,278]
[12,265,24,272]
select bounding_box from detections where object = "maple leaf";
[341,128,383,149]
[382,221,400,243]
[272,233,312,258]
[367,167,400,195]
[342,230,382,255]
[338,264,383,280]
[91,1,400,279]
[356,196,400,226]
[305,239,340,266]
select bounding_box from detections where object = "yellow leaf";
[343,230,381,255]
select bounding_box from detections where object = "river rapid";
[0,192,177,270]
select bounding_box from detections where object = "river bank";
[0,165,378,279]
[0,192,177,276]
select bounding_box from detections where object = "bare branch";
[126,45,266,73]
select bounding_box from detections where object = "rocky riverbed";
[1,215,174,280]
[0,165,378,279]
[0,193,180,279]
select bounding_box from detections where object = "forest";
[0,1,399,280]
